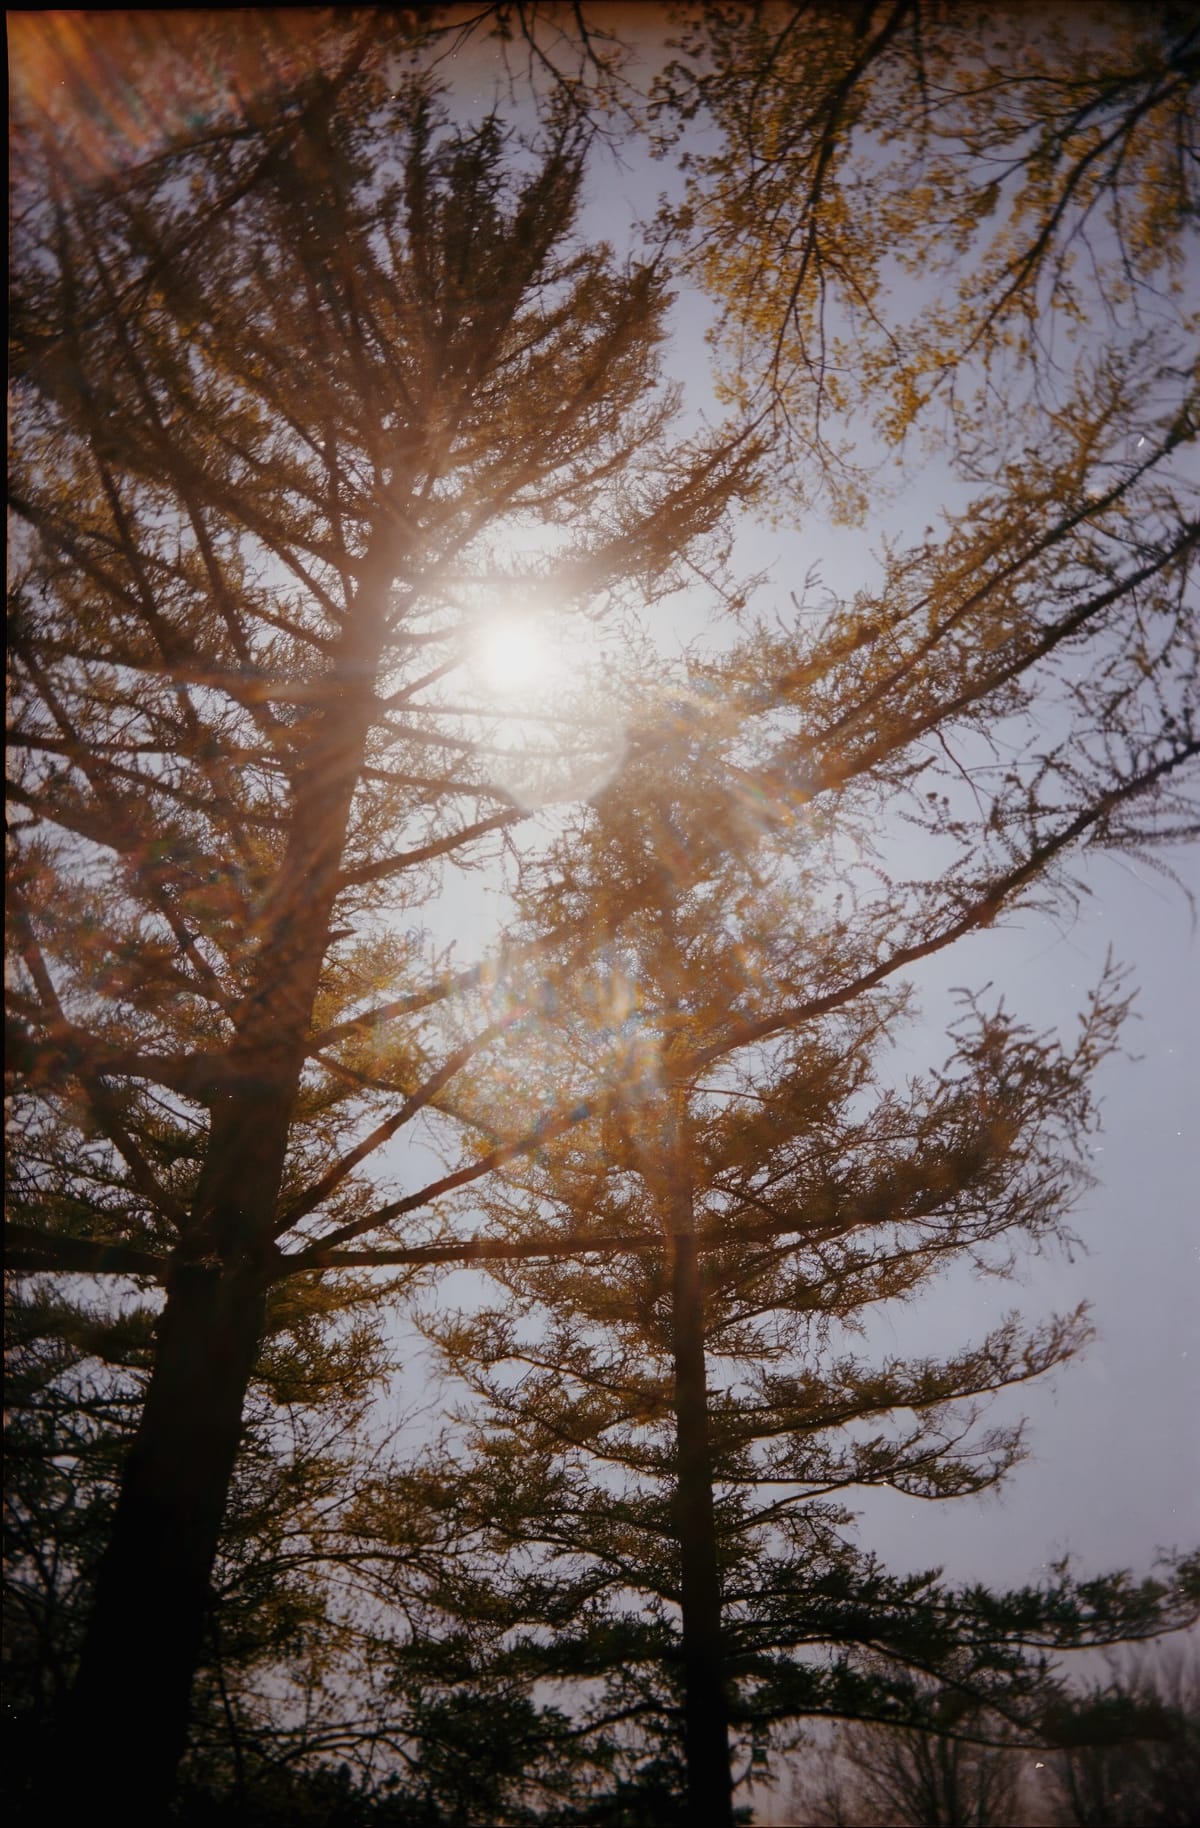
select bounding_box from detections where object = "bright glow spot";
[462,591,627,810]
[473,616,553,694]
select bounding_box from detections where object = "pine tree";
[2,1267,405,1814]
[392,568,1197,1825]
[7,58,755,1810]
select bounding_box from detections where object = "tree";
[802,1700,1023,1826]
[1045,1651,1200,1828]
[381,567,1196,1822]
[652,1,1199,505]
[2,1268,409,1817]
[7,51,756,1811]
[375,49,1198,1825]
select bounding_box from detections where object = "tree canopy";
[639,2,1197,506]
[6,6,1198,1823]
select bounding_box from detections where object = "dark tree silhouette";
[7,57,754,1810]
[1046,1651,1200,1828]
[2,1266,412,1814]
[392,625,1196,1822]
[803,1697,1023,1826]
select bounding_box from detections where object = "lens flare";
[474,617,552,694]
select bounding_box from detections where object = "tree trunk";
[667,1113,735,1828]
[58,1259,267,1814]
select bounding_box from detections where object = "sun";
[473,614,554,695]
[463,599,628,809]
